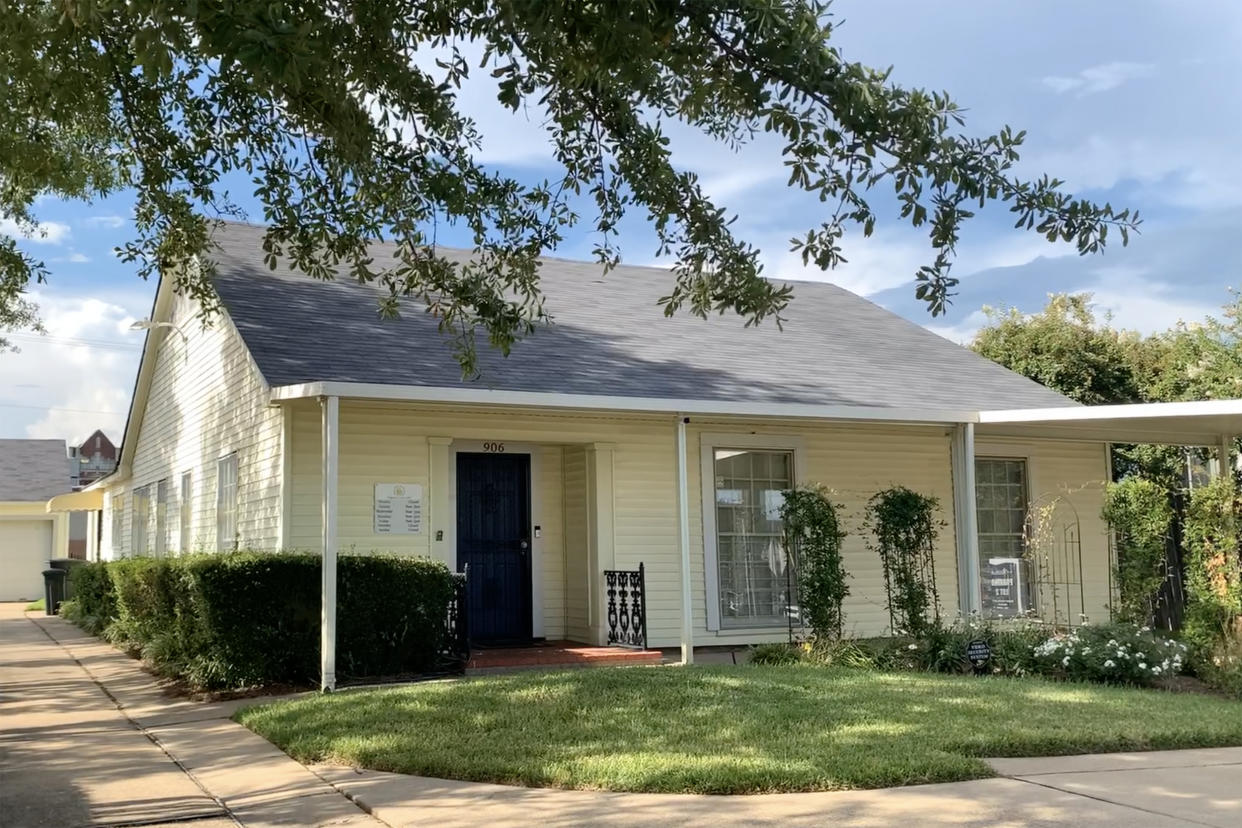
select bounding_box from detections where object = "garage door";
[0,520,52,602]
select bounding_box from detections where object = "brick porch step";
[464,640,663,675]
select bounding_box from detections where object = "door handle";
[519,540,530,553]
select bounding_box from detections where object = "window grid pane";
[714,449,794,627]
[154,480,168,557]
[216,454,238,552]
[975,458,1032,618]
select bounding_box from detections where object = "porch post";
[320,395,340,692]
[1217,434,1235,481]
[951,423,981,615]
[585,443,616,645]
[675,415,694,664]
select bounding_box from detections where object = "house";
[0,439,73,601]
[72,430,119,487]
[54,221,1241,686]
[64,430,119,559]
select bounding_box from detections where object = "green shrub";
[748,642,802,665]
[1032,623,1186,687]
[865,487,942,636]
[780,485,849,639]
[918,618,1047,676]
[1102,478,1173,625]
[1195,636,1242,698]
[63,562,118,633]
[58,552,457,690]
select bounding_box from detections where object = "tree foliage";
[865,486,941,636]
[2,1,1138,372]
[779,484,848,639]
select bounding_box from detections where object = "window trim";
[132,485,150,557]
[154,479,169,557]
[111,492,125,557]
[179,470,192,554]
[216,453,239,552]
[699,432,805,633]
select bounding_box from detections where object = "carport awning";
[977,399,1242,446]
[46,488,103,513]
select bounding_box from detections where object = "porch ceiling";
[977,399,1242,446]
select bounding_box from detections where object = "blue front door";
[456,452,532,642]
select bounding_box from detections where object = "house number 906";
[482,442,505,453]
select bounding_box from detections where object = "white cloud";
[0,291,147,443]
[1041,61,1156,97]
[0,217,71,245]
[51,252,90,264]
[83,214,127,229]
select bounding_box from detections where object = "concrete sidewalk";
[4,602,1241,827]
[0,603,382,828]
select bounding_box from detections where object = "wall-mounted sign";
[374,483,423,534]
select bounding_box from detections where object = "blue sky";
[2,0,1240,444]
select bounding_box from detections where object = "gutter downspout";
[676,414,694,665]
[321,395,340,691]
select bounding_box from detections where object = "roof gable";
[209,221,1075,412]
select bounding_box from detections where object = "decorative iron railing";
[604,563,648,650]
[440,567,470,670]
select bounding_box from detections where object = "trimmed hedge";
[63,552,457,689]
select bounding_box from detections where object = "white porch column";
[585,442,616,645]
[1217,434,1235,481]
[320,395,340,692]
[951,423,981,615]
[675,415,694,664]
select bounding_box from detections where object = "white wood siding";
[106,292,282,558]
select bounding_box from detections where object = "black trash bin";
[42,568,67,615]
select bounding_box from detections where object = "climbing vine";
[1182,478,1242,653]
[779,485,849,640]
[1101,478,1173,625]
[866,487,942,636]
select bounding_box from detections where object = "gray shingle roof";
[209,221,1075,411]
[0,439,71,501]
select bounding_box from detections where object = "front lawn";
[236,665,1242,794]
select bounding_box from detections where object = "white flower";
[907,643,918,651]
[1138,662,1148,670]
[1151,666,1162,675]
[1061,656,1070,667]
[1103,660,1115,668]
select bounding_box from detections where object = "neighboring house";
[0,439,72,601]
[62,221,1240,677]
[73,430,119,487]
[65,430,119,559]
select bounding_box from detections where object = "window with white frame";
[975,457,1033,618]
[216,453,238,551]
[111,493,125,555]
[154,479,169,557]
[179,471,192,553]
[132,486,150,557]
[710,447,795,627]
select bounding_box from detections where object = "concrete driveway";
[2,601,1240,827]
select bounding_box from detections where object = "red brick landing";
[464,640,664,675]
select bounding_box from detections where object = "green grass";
[25,598,44,612]
[236,665,1242,794]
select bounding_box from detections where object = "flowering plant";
[1032,623,1186,686]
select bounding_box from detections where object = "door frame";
[449,441,544,639]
